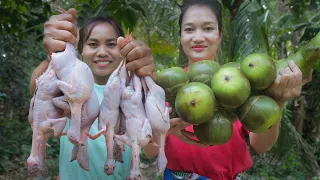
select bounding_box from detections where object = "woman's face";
[180,5,222,64]
[81,23,121,84]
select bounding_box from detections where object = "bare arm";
[249,61,312,154]
[30,59,50,95]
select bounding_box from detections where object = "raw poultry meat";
[85,60,127,175]
[28,25,170,178]
[141,76,170,174]
[27,64,67,178]
[51,43,94,146]
[114,110,127,163]
[115,72,153,180]
[52,89,100,171]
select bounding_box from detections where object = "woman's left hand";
[266,60,312,105]
[117,37,155,77]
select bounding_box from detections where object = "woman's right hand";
[167,117,206,147]
[44,8,78,56]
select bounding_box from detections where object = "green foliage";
[228,0,271,62]
[0,32,50,174]
[0,119,60,177]
[0,0,52,39]
[56,0,147,32]
[0,33,46,117]
[248,149,305,179]
[0,0,57,177]
[0,120,32,172]
[0,0,319,178]
[215,1,233,65]
[133,0,181,69]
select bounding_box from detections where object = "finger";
[283,67,296,89]
[117,36,127,52]
[119,41,136,58]
[134,64,155,77]
[52,29,76,45]
[44,20,77,48]
[119,40,145,58]
[126,41,147,62]
[44,40,66,55]
[126,55,153,72]
[66,8,78,20]
[288,60,302,74]
[50,13,76,24]
[46,29,77,49]
[288,60,303,84]
[280,67,292,75]
[286,72,296,89]
[269,74,281,89]
[277,70,289,90]
[278,74,290,90]
[127,46,152,62]
[55,21,78,39]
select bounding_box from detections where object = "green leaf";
[114,8,137,32]
[230,0,270,61]
[82,3,93,15]
[129,2,147,18]
[93,0,112,16]
[104,0,123,12]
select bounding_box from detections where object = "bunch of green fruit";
[155,32,320,145]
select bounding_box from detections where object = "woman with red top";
[144,0,312,179]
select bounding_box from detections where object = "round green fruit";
[221,61,240,69]
[188,60,221,87]
[156,67,189,105]
[240,53,276,90]
[211,66,251,108]
[194,110,233,145]
[221,108,238,124]
[175,82,216,124]
[237,95,281,133]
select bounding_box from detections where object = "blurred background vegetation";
[0,0,319,179]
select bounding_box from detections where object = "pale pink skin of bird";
[51,43,94,146]
[141,76,170,174]
[85,60,128,175]
[52,89,100,171]
[27,65,67,178]
[115,72,153,180]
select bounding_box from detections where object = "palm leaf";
[229,0,270,63]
